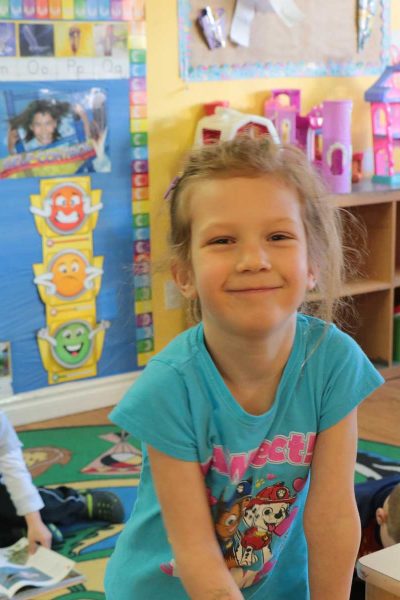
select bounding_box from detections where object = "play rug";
[19,424,141,600]
[17,425,400,600]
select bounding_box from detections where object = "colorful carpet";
[18,425,400,599]
[19,425,141,600]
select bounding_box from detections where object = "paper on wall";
[230,0,271,47]
[269,0,304,28]
[230,0,303,47]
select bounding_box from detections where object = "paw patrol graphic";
[30,177,102,237]
[37,319,109,383]
[33,249,103,304]
[215,480,252,569]
[237,482,296,569]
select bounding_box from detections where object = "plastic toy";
[352,152,364,183]
[321,100,353,194]
[263,89,320,154]
[305,104,323,166]
[263,89,300,145]
[364,64,400,186]
[194,106,280,146]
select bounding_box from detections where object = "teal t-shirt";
[105,314,384,600]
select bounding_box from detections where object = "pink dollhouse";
[365,64,400,186]
[263,89,300,145]
[264,90,353,193]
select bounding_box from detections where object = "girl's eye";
[210,237,233,245]
[269,233,291,242]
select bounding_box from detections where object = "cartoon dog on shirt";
[215,479,252,568]
[236,482,296,567]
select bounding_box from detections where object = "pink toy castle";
[263,89,300,145]
[365,64,400,186]
[264,90,353,193]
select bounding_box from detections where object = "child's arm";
[7,127,19,153]
[148,445,244,600]
[73,104,91,140]
[25,511,52,553]
[0,413,50,553]
[304,409,360,599]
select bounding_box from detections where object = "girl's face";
[174,176,315,342]
[29,111,57,145]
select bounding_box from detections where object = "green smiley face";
[52,321,92,368]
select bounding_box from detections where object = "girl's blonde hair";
[168,135,346,325]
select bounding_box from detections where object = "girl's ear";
[376,507,387,526]
[171,260,197,300]
[306,268,317,291]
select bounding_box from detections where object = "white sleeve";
[0,413,44,516]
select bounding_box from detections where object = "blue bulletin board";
[0,79,136,393]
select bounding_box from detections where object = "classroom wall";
[146,0,400,353]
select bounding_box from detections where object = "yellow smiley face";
[51,251,88,298]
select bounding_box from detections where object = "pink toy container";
[322,100,353,194]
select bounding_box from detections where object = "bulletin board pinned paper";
[178,0,390,81]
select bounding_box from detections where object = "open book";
[0,538,85,599]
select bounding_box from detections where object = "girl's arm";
[304,409,360,600]
[7,127,19,153]
[147,445,244,600]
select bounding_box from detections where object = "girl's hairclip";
[164,175,181,200]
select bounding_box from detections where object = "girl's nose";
[236,244,272,272]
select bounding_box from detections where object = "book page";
[0,538,74,599]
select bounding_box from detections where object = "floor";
[17,378,400,446]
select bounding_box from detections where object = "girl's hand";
[24,511,52,553]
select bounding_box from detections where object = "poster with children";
[0,86,110,179]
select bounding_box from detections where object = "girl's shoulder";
[297,312,355,351]
[148,322,204,372]
[296,312,382,375]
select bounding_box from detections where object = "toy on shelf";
[321,100,353,194]
[264,89,353,193]
[352,152,364,183]
[364,64,400,186]
[194,106,280,146]
[203,100,230,115]
[263,89,300,144]
[305,104,323,166]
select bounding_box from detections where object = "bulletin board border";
[178,0,391,82]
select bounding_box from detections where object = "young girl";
[105,136,384,599]
[7,99,90,154]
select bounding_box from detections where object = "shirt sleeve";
[110,359,200,462]
[0,411,22,457]
[0,413,44,516]
[318,327,385,432]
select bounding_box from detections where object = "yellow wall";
[146,0,399,352]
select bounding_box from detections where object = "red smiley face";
[47,184,87,234]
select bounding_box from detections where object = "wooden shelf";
[307,279,391,302]
[328,181,400,377]
[332,180,400,208]
[342,279,391,297]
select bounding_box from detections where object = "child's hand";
[24,511,52,553]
